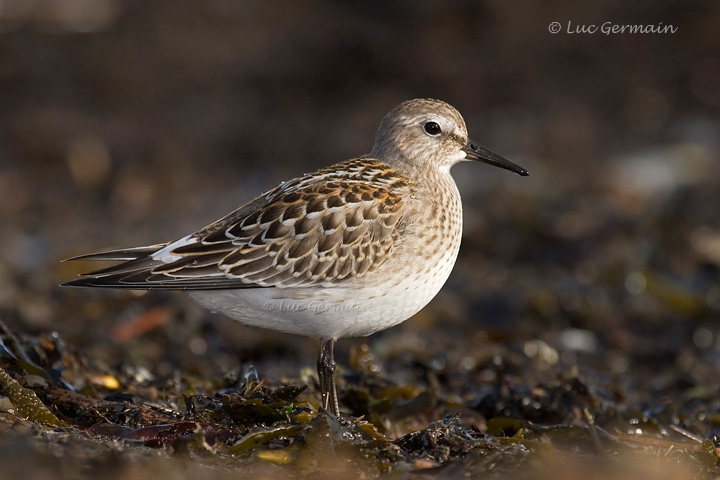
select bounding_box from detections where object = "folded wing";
[63,158,409,290]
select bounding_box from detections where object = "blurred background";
[1,0,719,401]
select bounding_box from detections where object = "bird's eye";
[423,121,441,136]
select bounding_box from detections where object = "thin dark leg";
[317,338,339,415]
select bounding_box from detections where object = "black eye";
[423,121,441,136]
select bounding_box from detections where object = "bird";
[63,98,528,416]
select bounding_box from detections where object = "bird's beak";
[463,140,529,176]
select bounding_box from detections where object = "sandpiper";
[64,99,528,415]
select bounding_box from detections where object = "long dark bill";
[463,140,529,176]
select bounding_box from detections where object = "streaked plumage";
[64,98,528,415]
[67,157,407,290]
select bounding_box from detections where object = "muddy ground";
[1,1,720,479]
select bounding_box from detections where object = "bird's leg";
[317,338,339,416]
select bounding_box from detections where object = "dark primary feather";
[63,158,411,291]
[63,244,168,262]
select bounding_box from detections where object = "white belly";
[190,178,464,340]
[188,245,458,340]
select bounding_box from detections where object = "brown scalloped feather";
[65,157,411,289]
[161,158,408,286]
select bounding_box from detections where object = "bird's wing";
[63,157,410,290]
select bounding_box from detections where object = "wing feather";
[63,158,411,290]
